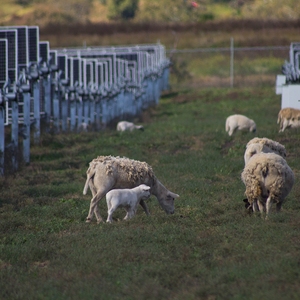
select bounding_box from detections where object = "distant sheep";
[241,152,294,217]
[106,184,151,223]
[117,121,144,132]
[244,137,286,165]
[277,107,300,132]
[225,114,256,136]
[83,156,179,223]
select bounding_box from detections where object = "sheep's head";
[139,184,151,200]
[157,191,179,214]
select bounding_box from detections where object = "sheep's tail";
[277,112,281,124]
[83,167,96,195]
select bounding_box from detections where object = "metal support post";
[22,92,31,164]
[0,104,4,176]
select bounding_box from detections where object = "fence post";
[230,37,234,88]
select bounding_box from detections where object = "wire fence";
[167,44,290,89]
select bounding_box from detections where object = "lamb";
[83,156,179,223]
[277,107,300,132]
[225,114,256,136]
[117,121,144,132]
[106,184,151,223]
[241,152,294,217]
[244,137,286,165]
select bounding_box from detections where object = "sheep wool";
[83,155,179,223]
[225,114,256,136]
[244,137,286,165]
[241,152,294,216]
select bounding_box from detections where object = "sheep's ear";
[143,186,151,191]
[168,191,179,199]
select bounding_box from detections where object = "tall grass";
[1,86,300,299]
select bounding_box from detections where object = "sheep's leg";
[107,205,116,223]
[266,196,273,216]
[252,200,259,212]
[124,208,135,220]
[139,199,150,216]
[276,201,282,212]
[257,200,265,217]
[86,190,106,223]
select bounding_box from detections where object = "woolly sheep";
[106,184,151,223]
[277,107,300,132]
[241,152,294,217]
[225,114,256,136]
[117,121,144,132]
[83,156,179,223]
[244,137,286,165]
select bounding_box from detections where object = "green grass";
[1,86,300,299]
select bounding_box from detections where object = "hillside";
[1,0,300,27]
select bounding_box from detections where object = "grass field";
[1,86,300,299]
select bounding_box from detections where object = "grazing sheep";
[244,137,286,165]
[225,114,256,136]
[277,107,300,132]
[83,156,179,223]
[241,152,294,217]
[117,121,144,132]
[106,184,151,223]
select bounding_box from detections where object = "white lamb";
[277,107,300,132]
[83,156,179,223]
[106,184,151,223]
[241,152,294,217]
[225,114,256,136]
[117,121,144,132]
[244,137,286,165]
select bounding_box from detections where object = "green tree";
[107,0,139,21]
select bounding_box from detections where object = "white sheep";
[241,152,294,217]
[277,107,300,132]
[225,114,256,136]
[117,121,144,132]
[106,184,151,223]
[83,156,179,223]
[244,137,286,165]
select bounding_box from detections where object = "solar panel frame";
[27,26,39,63]
[39,41,50,64]
[0,29,18,84]
[0,39,8,90]
[57,54,68,80]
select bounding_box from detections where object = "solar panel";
[0,39,8,89]
[68,57,82,86]
[49,50,57,65]
[0,29,18,83]
[39,41,49,64]
[57,54,68,80]
[28,26,39,63]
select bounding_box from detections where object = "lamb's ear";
[143,186,151,191]
[168,191,179,198]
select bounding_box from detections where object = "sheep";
[117,121,144,132]
[83,156,179,223]
[241,152,294,217]
[244,137,286,165]
[106,184,151,223]
[225,114,256,136]
[277,107,300,132]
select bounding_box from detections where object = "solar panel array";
[0,25,170,128]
